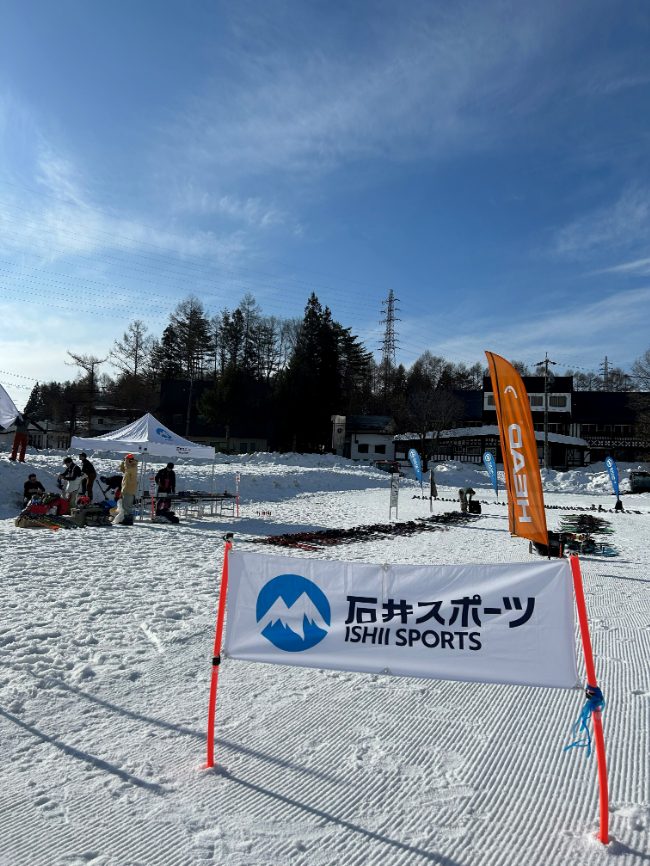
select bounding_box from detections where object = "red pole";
[205,538,233,769]
[569,555,609,844]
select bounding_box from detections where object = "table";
[161,493,238,519]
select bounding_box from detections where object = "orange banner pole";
[569,555,609,844]
[205,535,233,769]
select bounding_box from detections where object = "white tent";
[71,413,215,460]
[71,414,216,513]
[0,383,20,429]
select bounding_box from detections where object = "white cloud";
[591,257,650,277]
[165,3,570,180]
[36,149,88,209]
[0,140,250,265]
[397,286,650,369]
[173,186,288,229]
[554,187,650,257]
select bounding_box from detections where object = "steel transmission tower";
[599,356,610,390]
[379,289,400,396]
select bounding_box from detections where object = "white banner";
[223,552,578,689]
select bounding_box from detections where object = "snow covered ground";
[0,449,649,866]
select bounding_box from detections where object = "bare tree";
[111,320,153,377]
[405,352,462,460]
[630,348,650,454]
[66,352,109,433]
[632,348,650,389]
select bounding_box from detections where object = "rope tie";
[564,685,605,757]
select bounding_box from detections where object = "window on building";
[97,418,105,425]
[529,395,544,407]
[374,444,386,454]
[486,394,495,406]
[358,443,369,454]
[549,395,567,408]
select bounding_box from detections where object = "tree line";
[23,292,650,452]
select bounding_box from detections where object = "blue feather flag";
[408,448,423,484]
[604,456,620,498]
[482,451,498,496]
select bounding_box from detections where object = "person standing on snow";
[79,452,97,501]
[9,415,30,462]
[155,462,176,494]
[154,462,176,517]
[58,457,83,508]
[9,413,46,462]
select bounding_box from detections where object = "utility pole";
[536,352,557,471]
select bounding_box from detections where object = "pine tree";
[23,383,46,419]
[277,293,373,451]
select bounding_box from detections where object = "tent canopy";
[0,383,20,429]
[71,413,215,459]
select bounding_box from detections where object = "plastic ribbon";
[564,685,605,757]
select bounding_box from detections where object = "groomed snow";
[1,450,649,866]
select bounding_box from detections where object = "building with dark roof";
[393,376,648,469]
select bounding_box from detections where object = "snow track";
[0,453,648,865]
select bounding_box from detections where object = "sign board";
[224,552,578,689]
[389,472,399,519]
[331,415,346,453]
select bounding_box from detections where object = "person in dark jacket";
[9,413,46,462]
[155,462,176,517]
[23,473,46,504]
[10,415,30,462]
[155,463,176,495]
[58,457,83,507]
[79,452,97,501]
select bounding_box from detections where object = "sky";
[1,0,650,408]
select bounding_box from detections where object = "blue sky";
[1,0,650,407]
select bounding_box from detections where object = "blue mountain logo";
[256,574,331,652]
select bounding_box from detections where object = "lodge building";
[334,375,649,470]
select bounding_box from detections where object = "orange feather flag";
[485,351,549,546]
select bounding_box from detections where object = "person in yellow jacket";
[118,453,139,525]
